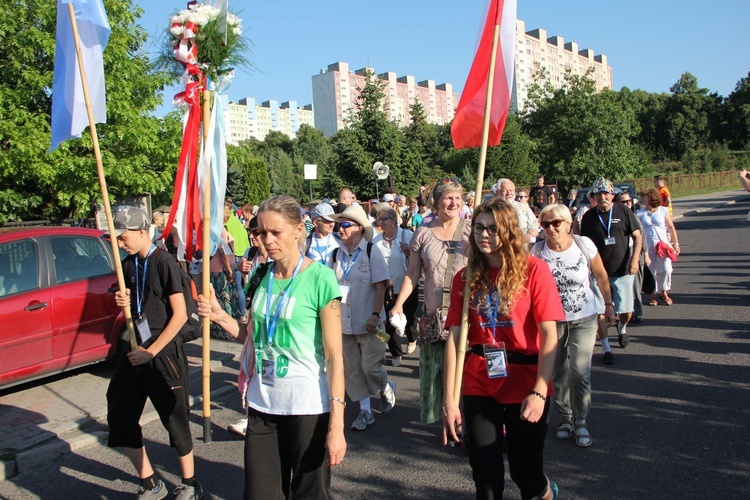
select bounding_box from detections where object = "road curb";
[1,352,238,482]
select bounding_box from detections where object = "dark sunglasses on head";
[541,219,564,229]
[472,223,498,236]
[338,221,356,230]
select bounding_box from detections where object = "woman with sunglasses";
[390,177,471,424]
[442,199,563,500]
[532,204,615,448]
[197,195,346,500]
[329,204,396,431]
[372,203,417,365]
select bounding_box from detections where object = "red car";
[0,226,125,389]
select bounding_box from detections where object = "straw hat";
[330,204,374,242]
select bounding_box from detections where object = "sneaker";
[602,351,614,365]
[380,381,396,413]
[227,418,247,437]
[618,322,629,348]
[173,480,203,500]
[137,480,167,500]
[549,480,559,500]
[406,342,416,354]
[351,410,375,431]
[391,356,402,367]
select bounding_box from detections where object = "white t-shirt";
[373,228,413,293]
[306,233,339,266]
[537,237,598,321]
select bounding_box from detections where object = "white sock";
[359,398,371,413]
[601,338,611,353]
[620,323,627,334]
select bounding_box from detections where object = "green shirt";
[225,214,250,258]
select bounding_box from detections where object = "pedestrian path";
[0,187,747,483]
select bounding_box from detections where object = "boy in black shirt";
[106,206,202,500]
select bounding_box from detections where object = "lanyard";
[309,236,333,262]
[341,247,362,281]
[264,254,304,347]
[134,245,155,316]
[597,208,612,238]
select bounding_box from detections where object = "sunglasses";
[472,223,498,236]
[250,228,261,237]
[338,221,357,230]
[541,219,565,229]
[375,217,392,223]
[619,199,633,204]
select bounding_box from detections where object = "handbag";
[642,264,656,295]
[417,220,465,346]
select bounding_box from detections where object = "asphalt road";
[0,200,748,499]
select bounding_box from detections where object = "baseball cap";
[590,178,616,195]
[382,194,395,202]
[311,202,335,222]
[109,206,150,236]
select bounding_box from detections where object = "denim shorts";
[609,274,635,315]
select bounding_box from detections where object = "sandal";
[555,421,573,440]
[649,294,659,306]
[660,293,673,306]
[574,423,592,447]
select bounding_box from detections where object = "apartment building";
[514,19,613,112]
[311,61,458,137]
[224,97,314,145]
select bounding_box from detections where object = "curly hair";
[466,198,528,316]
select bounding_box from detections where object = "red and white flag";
[451,0,516,150]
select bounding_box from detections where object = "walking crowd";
[105,173,682,500]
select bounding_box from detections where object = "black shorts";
[106,344,193,456]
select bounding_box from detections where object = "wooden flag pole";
[200,89,213,443]
[452,22,502,405]
[66,3,137,350]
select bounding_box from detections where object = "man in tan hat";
[329,204,396,431]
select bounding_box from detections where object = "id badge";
[339,284,350,304]
[483,343,508,379]
[135,316,152,344]
[604,237,616,246]
[261,357,275,386]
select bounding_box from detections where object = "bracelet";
[372,312,380,317]
[330,397,347,408]
[604,303,613,306]
[529,390,546,402]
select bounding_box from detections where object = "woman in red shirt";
[442,199,564,500]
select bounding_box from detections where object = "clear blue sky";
[135,0,750,116]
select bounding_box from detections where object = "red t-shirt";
[444,257,565,404]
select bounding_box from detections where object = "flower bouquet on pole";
[159,0,248,443]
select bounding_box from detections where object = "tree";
[226,142,270,205]
[658,72,714,160]
[0,0,181,223]
[292,124,333,202]
[726,72,750,150]
[522,68,643,190]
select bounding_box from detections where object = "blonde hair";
[466,198,528,316]
[538,203,572,225]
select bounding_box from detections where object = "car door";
[49,234,119,365]
[0,237,53,384]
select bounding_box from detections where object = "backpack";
[244,261,272,308]
[177,269,203,343]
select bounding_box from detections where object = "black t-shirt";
[580,203,639,277]
[529,185,554,209]
[122,248,183,352]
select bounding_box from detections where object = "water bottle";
[375,328,390,343]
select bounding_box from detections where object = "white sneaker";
[406,342,416,354]
[227,418,247,437]
[380,381,396,413]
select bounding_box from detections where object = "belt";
[468,345,538,365]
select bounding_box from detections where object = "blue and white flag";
[49,0,110,152]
